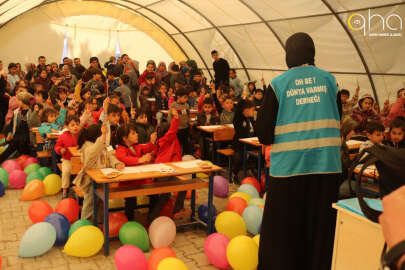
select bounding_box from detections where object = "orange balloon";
[21,180,45,201]
[226,197,248,215]
[55,198,80,223]
[28,201,53,223]
[148,247,176,270]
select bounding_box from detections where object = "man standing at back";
[256,32,341,270]
[211,50,230,89]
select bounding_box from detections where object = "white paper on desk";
[101,164,175,176]
[355,164,377,174]
[242,137,259,142]
[346,140,363,146]
[171,160,204,169]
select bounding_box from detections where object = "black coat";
[213,58,230,87]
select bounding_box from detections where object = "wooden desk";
[87,161,222,255]
[67,147,82,175]
[197,125,234,161]
[68,146,80,157]
[197,124,234,133]
[332,204,384,270]
[47,132,62,140]
[239,137,266,183]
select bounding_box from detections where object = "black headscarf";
[285,32,315,69]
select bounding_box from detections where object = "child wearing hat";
[351,93,381,133]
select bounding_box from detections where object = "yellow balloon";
[227,235,258,270]
[157,257,188,270]
[43,174,62,195]
[215,211,246,239]
[109,198,125,209]
[253,234,260,246]
[196,173,208,179]
[63,226,104,257]
[230,192,252,203]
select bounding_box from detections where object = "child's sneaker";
[173,209,191,222]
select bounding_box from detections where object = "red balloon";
[148,247,176,270]
[55,198,80,223]
[241,177,261,194]
[16,154,30,167]
[226,197,248,215]
[22,157,38,169]
[28,201,53,223]
[107,212,128,237]
[159,197,175,218]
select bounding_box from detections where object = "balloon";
[107,212,128,237]
[119,221,149,252]
[16,154,30,167]
[241,177,261,194]
[45,213,70,246]
[22,157,38,169]
[28,201,53,223]
[148,247,176,270]
[115,245,147,270]
[198,203,217,223]
[253,234,260,246]
[226,197,247,215]
[260,174,266,193]
[0,167,9,187]
[242,206,263,235]
[9,170,26,189]
[157,258,188,270]
[24,163,40,175]
[159,198,175,218]
[204,233,230,269]
[43,174,62,195]
[248,198,265,207]
[0,182,5,197]
[55,198,80,223]
[238,184,260,198]
[215,211,246,239]
[0,254,2,269]
[149,216,176,248]
[229,192,251,203]
[18,222,56,257]
[226,235,258,270]
[38,167,52,178]
[213,175,229,198]
[69,220,92,237]
[26,171,44,183]
[21,180,45,201]
[1,159,21,174]
[64,226,104,257]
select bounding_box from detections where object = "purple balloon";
[0,182,5,197]
[45,213,70,246]
[9,170,26,189]
[213,176,229,198]
[2,159,21,174]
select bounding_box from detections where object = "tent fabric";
[0,0,404,104]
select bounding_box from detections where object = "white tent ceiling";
[0,0,404,104]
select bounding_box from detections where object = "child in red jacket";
[115,123,157,220]
[55,115,81,199]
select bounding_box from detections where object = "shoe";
[232,174,240,185]
[173,209,191,221]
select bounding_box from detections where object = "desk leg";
[103,183,110,256]
[207,173,214,234]
[242,144,247,179]
[258,149,262,182]
[201,134,206,160]
[51,141,58,173]
[191,173,196,220]
[92,181,98,226]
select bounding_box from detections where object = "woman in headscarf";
[156,61,169,86]
[256,32,341,270]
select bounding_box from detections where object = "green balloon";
[38,167,52,178]
[24,163,40,175]
[69,220,92,237]
[0,168,8,188]
[26,171,44,183]
[119,221,149,252]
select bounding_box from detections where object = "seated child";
[253,89,264,107]
[340,119,358,180]
[196,98,219,126]
[115,123,157,220]
[351,94,381,133]
[38,106,66,138]
[384,116,405,148]
[100,101,122,147]
[132,107,154,144]
[359,120,385,155]
[386,88,405,125]
[220,96,235,124]
[155,82,169,124]
[73,124,124,221]
[55,115,81,199]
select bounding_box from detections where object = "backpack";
[348,144,405,223]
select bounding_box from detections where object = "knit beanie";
[358,93,374,109]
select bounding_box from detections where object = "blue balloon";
[45,213,70,246]
[19,222,56,257]
[198,203,217,223]
[0,181,4,197]
[242,205,263,235]
[237,184,260,198]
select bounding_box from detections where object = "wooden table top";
[86,162,223,183]
[47,133,61,140]
[239,137,262,147]
[197,124,234,133]
[68,146,80,157]
[353,165,379,179]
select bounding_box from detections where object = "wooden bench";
[37,150,52,158]
[214,128,235,181]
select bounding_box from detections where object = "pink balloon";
[23,157,39,169]
[1,159,21,174]
[115,245,147,270]
[9,170,26,189]
[204,233,230,269]
[213,176,229,198]
[148,216,176,248]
